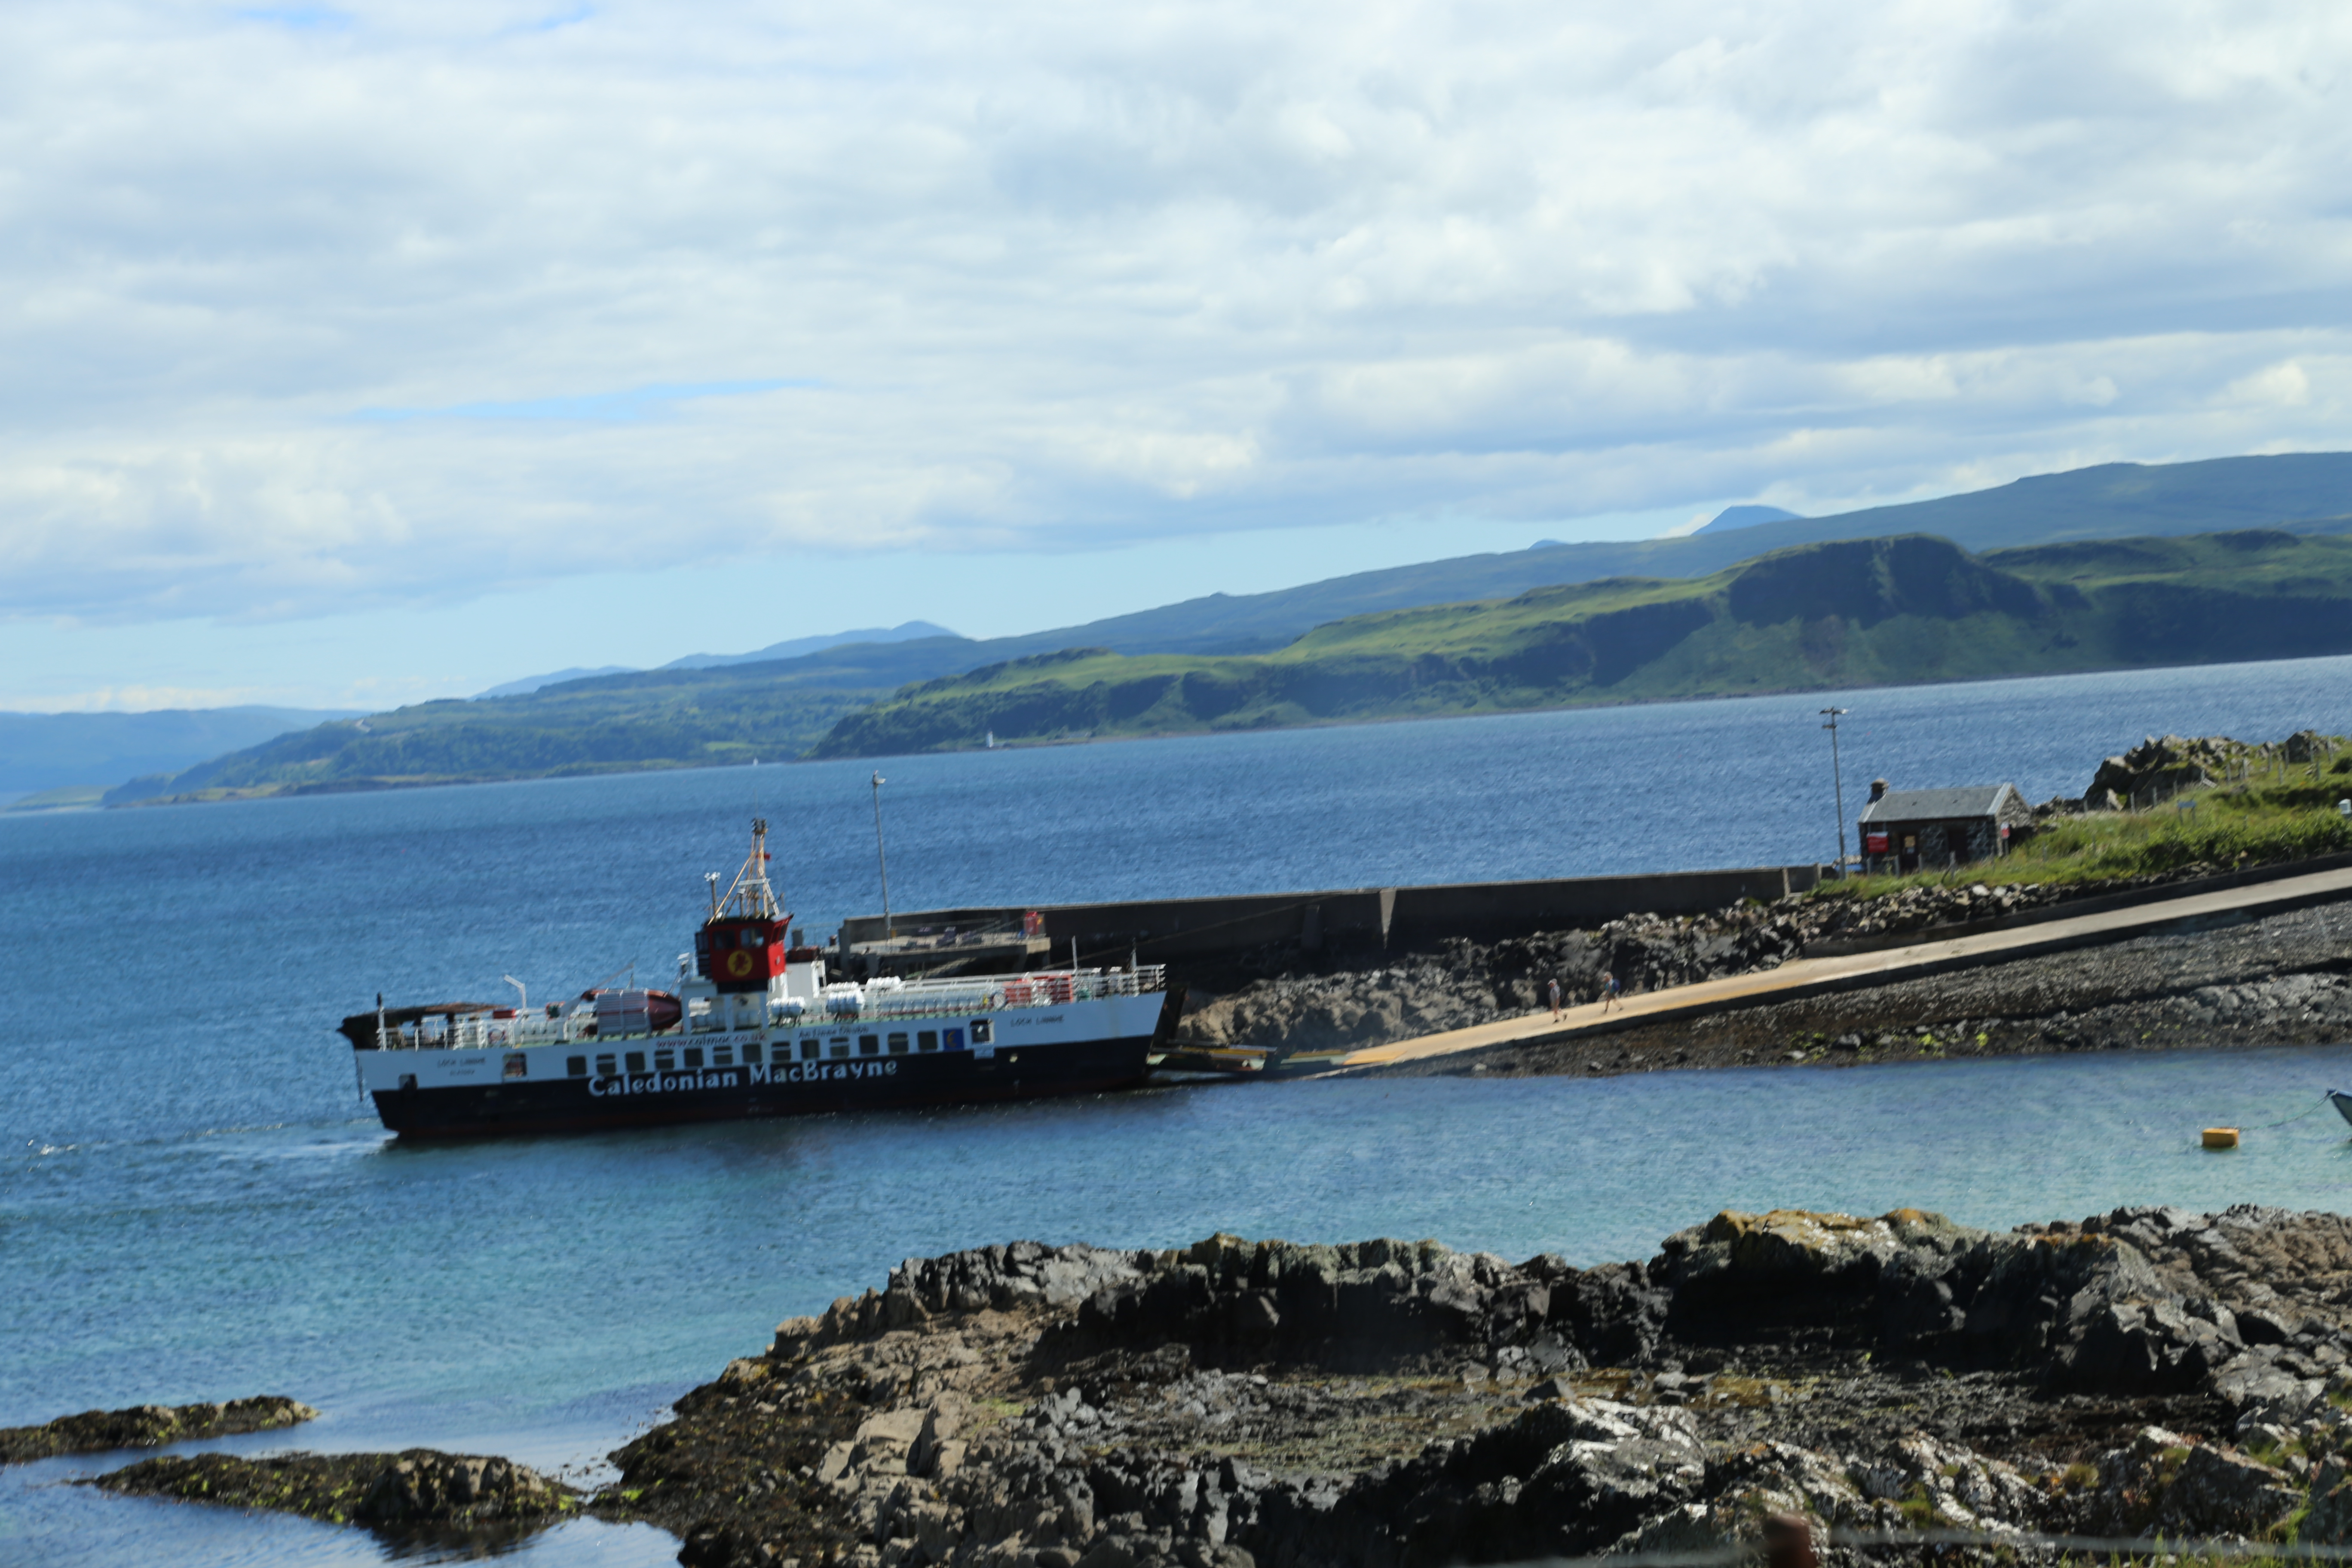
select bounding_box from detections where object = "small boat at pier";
[341,820,1185,1137]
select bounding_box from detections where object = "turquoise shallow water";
[10,1053,2352,1566]
[8,658,2352,1564]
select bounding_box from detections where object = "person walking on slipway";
[1601,972,1620,1013]
[1548,978,1562,1020]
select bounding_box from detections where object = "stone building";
[1858,780,2034,873]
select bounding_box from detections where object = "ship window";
[654,1049,676,1072]
[970,1019,992,1045]
[830,1037,851,1060]
[858,1034,880,1057]
[398,1073,417,1091]
[886,1033,909,1055]
[503,1054,527,1080]
[596,1054,617,1076]
[742,1041,762,1065]
[683,1047,704,1069]
[943,1027,964,1051]
[567,1056,587,1078]
[917,1030,938,1053]
[800,1038,820,1062]
[713,1045,733,1068]
[625,1051,646,1074]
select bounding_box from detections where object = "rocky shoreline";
[70,1204,2352,1568]
[1390,897,2352,1080]
[1174,867,2312,1063]
[573,1205,2352,1568]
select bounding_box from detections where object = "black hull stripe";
[371,1036,1153,1139]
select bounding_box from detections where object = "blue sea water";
[8,657,2352,1565]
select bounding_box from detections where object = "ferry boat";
[341,820,1185,1137]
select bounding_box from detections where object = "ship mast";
[712,818,782,922]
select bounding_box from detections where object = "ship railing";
[383,967,1178,1038]
[861,988,994,1020]
[901,964,1170,1013]
[382,1010,597,1050]
[828,965,1166,1020]
[686,997,773,1035]
[374,968,1167,1045]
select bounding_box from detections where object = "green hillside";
[812,530,2352,757]
[950,452,2352,660]
[104,641,977,805]
[108,521,2352,802]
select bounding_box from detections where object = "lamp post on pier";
[1820,707,1850,878]
[870,772,894,938]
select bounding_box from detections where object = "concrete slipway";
[1311,862,2352,1075]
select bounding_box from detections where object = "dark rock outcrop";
[1,1396,316,1464]
[90,1447,576,1537]
[81,1209,2352,1565]
[2083,730,2346,809]
[588,1206,2352,1568]
[2084,734,2248,807]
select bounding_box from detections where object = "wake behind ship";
[341,821,1184,1137]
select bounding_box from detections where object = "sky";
[5,0,2351,711]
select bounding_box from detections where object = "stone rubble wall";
[1175,878,2177,1056]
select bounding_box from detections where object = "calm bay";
[10,656,2352,1565]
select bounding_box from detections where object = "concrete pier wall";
[840,864,1828,964]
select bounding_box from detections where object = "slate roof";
[1859,784,2019,823]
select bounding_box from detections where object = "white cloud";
[2223,360,2315,409]
[15,683,313,713]
[3,0,2352,628]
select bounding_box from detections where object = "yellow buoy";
[2202,1127,2241,1150]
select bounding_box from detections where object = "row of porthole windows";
[564,1017,994,1078]
[567,1039,770,1077]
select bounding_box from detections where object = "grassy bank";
[1819,769,2352,902]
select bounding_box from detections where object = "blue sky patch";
[500,5,594,36]
[233,5,352,31]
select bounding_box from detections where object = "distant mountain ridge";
[472,622,961,698]
[1698,503,1802,533]
[469,453,2352,712]
[0,706,362,803]
[472,666,637,700]
[476,452,2352,705]
[103,641,982,805]
[943,452,2352,661]
[84,450,2352,802]
[812,528,2352,756]
[660,620,957,671]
